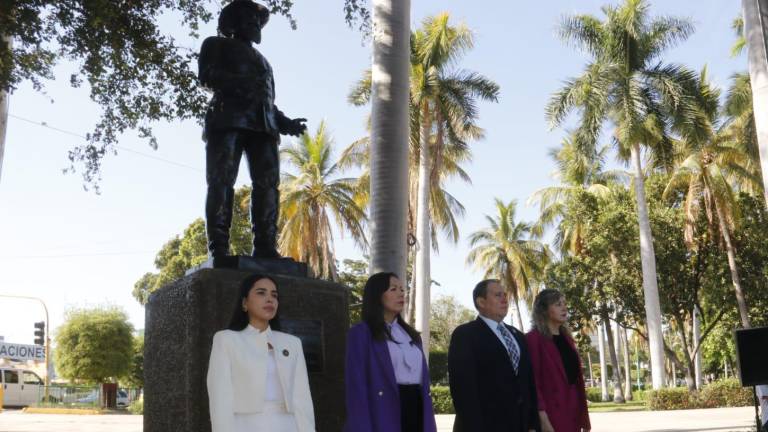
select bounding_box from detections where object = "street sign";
[0,341,45,361]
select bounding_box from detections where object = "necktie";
[497,322,520,373]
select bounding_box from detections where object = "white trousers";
[233,402,298,432]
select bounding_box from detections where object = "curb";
[22,407,103,415]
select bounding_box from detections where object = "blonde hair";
[531,288,571,339]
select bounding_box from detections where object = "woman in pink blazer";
[526,289,590,432]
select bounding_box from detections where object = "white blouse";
[385,319,424,385]
[265,349,285,402]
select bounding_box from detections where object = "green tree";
[0,0,370,185]
[338,258,369,325]
[54,306,134,384]
[429,295,475,352]
[546,0,699,389]
[121,334,144,389]
[466,199,549,330]
[279,121,367,280]
[664,70,755,328]
[529,135,615,256]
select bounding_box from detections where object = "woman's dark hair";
[228,274,281,331]
[361,272,420,343]
[218,0,270,38]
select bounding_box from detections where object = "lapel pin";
[282,349,289,357]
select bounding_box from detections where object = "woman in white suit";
[207,274,315,432]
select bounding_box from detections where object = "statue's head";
[218,0,270,44]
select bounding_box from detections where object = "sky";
[0,1,745,348]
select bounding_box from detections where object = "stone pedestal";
[144,268,349,432]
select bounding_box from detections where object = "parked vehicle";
[76,389,129,407]
[1,367,43,407]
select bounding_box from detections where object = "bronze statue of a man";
[198,0,306,258]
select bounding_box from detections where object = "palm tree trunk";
[601,312,625,403]
[743,0,768,205]
[714,201,752,328]
[414,103,433,356]
[508,276,525,330]
[693,305,703,390]
[404,249,416,324]
[369,0,411,279]
[630,143,666,389]
[598,323,609,401]
[0,34,11,183]
[622,327,633,400]
[587,350,594,387]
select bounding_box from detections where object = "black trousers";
[205,129,280,257]
[399,384,423,432]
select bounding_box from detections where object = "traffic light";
[34,321,45,346]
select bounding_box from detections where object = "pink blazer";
[526,329,590,432]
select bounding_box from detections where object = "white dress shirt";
[758,384,768,426]
[479,315,520,355]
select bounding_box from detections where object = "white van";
[1,367,43,407]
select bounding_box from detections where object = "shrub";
[646,379,752,410]
[698,379,752,408]
[430,386,454,414]
[128,397,143,415]
[429,351,449,385]
[647,388,695,410]
[586,387,604,402]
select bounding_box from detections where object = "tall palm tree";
[368,0,411,279]
[348,13,499,351]
[466,199,549,330]
[410,13,499,352]
[546,0,698,388]
[664,71,754,328]
[279,121,368,280]
[529,134,616,256]
[742,0,768,205]
[724,16,766,202]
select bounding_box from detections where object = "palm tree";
[279,121,368,280]
[724,16,766,202]
[466,199,549,330]
[664,71,754,328]
[529,134,616,256]
[348,13,499,350]
[742,0,768,204]
[368,0,411,279]
[546,0,699,388]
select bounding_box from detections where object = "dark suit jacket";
[198,36,287,140]
[448,318,540,432]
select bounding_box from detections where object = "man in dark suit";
[198,0,306,258]
[448,279,540,432]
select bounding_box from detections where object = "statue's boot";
[206,184,234,257]
[251,184,280,259]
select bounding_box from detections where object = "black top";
[553,333,579,385]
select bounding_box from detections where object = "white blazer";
[206,325,315,432]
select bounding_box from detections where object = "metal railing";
[35,385,142,409]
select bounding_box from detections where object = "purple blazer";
[344,322,437,432]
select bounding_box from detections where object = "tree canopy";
[1,0,369,187]
[54,306,135,384]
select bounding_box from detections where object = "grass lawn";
[587,400,648,412]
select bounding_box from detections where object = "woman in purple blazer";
[344,272,437,432]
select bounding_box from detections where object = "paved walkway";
[435,407,757,432]
[0,407,758,432]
